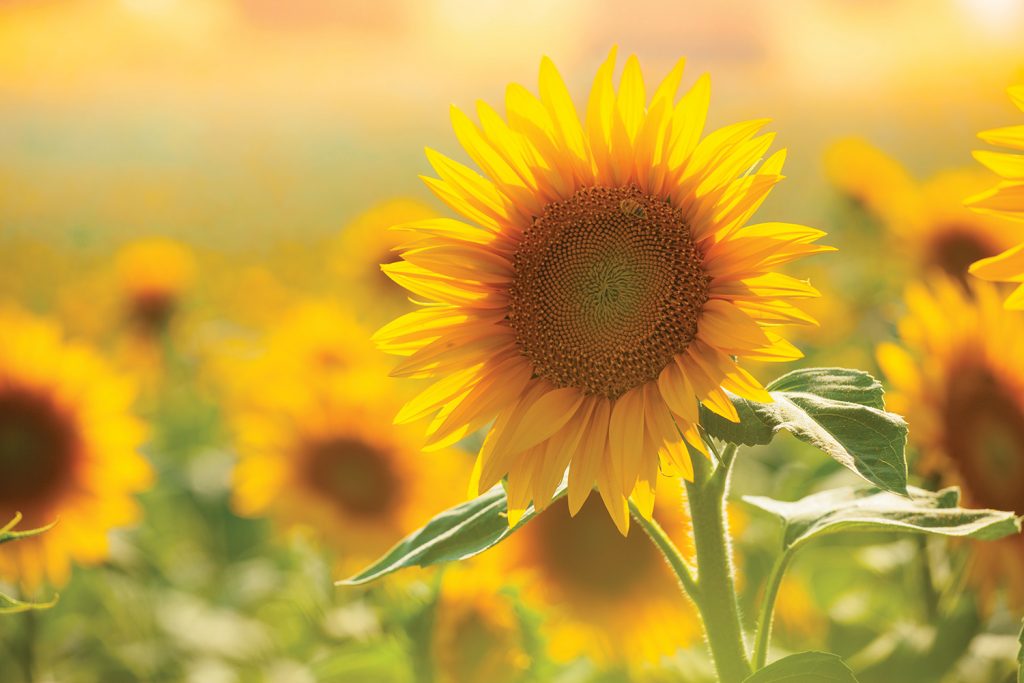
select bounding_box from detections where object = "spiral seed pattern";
[508,186,710,399]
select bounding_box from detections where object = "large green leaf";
[0,591,58,615]
[0,514,57,545]
[701,368,908,494]
[338,481,568,586]
[743,651,858,682]
[744,486,1021,552]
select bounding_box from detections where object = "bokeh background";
[2,1,1024,682]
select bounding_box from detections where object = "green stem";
[629,500,700,602]
[20,608,36,683]
[752,551,793,670]
[686,444,752,683]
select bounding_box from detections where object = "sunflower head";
[431,565,533,683]
[0,307,150,590]
[968,84,1024,308]
[115,237,197,332]
[878,276,1024,605]
[225,305,468,566]
[330,198,441,320]
[824,137,915,217]
[376,50,830,533]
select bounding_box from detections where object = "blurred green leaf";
[701,367,908,494]
[743,651,858,682]
[0,513,57,545]
[744,486,1021,552]
[0,590,58,614]
[338,480,567,586]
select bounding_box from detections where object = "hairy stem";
[686,443,752,683]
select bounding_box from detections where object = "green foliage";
[339,480,568,586]
[701,368,909,495]
[744,486,1021,552]
[743,651,858,682]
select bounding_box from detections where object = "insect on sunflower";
[375,49,831,533]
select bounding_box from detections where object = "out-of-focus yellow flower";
[231,377,469,568]
[968,84,1024,307]
[0,307,150,591]
[377,50,830,534]
[772,575,825,644]
[492,475,703,666]
[877,277,1024,606]
[115,237,197,333]
[824,137,916,218]
[431,564,533,683]
[225,302,466,567]
[330,198,440,322]
[826,139,1017,282]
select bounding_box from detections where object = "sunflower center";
[532,496,659,596]
[0,387,78,524]
[128,291,177,332]
[942,364,1024,514]
[508,186,709,399]
[302,436,401,519]
[927,226,997,283]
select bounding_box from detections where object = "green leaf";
[0,591,58,615]
[701,367,909,495]
[744,486,1021,552]
[0,513,57,545]
[338,480,567,586]
[744,651,858,682]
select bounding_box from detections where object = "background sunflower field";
[2,1,1024,682]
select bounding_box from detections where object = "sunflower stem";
[20,607,36,683]
[686,443,752,683]
[751,550,793,670]
[628,500,700,602]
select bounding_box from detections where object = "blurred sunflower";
[431,564,534,683]
[493,475,703,666]
[825,139,1017,283]
[227,305,466,566]
[330,198,440,321]
[968,84,1024,308]
[823,137,915,218]
[877,277,1024,605]
[114,237,197,334]
[231,379,469,567]
[376,50,830,533]
[0,307,150,590]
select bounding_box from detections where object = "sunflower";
[330,198,441,321]
[227,306,467,566]
[825,139,1017,283]
[431,564,533,683]
[968,84,1024,308]
[114,237,197,333]
[0,307,150,590]
[491,474,704,666]
[877,277,1024,605]
[375,50,830,532]
[823,137,916,218]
